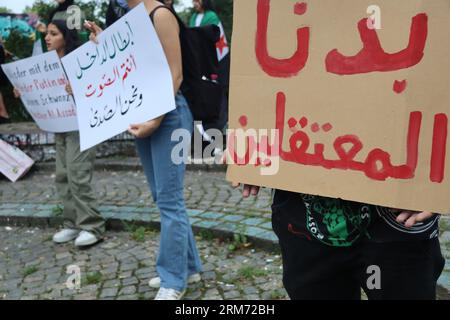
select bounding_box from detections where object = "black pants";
[272,190,445,300]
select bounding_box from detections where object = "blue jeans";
[135,93,202,291]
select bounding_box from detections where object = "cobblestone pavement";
[0,168,276,243]
[0,226,287,300]
[1,167,449,299]
[0,166,264,215]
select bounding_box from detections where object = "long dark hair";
[48,19,81,55]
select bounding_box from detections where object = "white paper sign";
[1,51,78,133]
[61,3,175,151]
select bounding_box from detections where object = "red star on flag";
[216,35,228,55]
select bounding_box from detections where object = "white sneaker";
[74,231,99,247]
[53,229,80,243]
[154,287,186,300]
[149,273,201,288]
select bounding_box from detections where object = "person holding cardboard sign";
[225,0,448,301]
[13,20,105,248]
[86,0,203,301]
[234,182,445,300]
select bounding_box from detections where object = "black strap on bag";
[149,6,223,122]
[149,5,168,22]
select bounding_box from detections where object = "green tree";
[23,0,56,22]
[176,7,193,25]
[78,0,109,28]
[0,6,12,13]
[3,29,34,59]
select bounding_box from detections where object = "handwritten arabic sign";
[1,51,78,133]
[61,3,175,151]
[227,0,450,213]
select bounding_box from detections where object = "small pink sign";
[0,139,34,182]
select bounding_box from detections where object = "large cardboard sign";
[227,0,450,213]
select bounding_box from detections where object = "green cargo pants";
[55,132,105,236]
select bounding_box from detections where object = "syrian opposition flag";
[216,22,229,61]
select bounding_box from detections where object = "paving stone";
[100,287,119,298]
[116,294,138,300]
[223,290,241,299]
[121,277,139,286]
[0,226,290,300]
[118,286,136,296]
